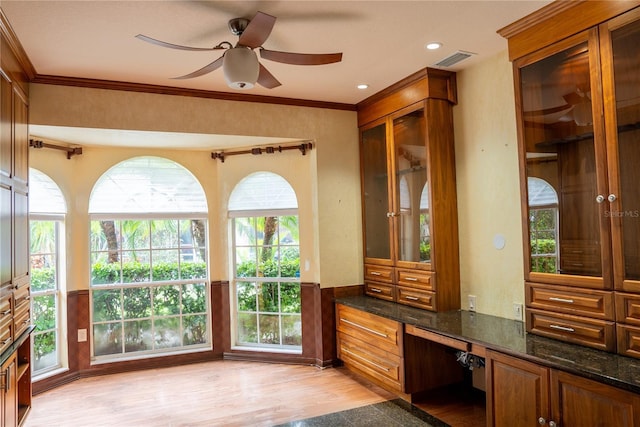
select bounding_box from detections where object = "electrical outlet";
[513,303,523,321]
[468,295,476,312]
[78,329,87,342]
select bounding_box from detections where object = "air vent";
[434,50,476,68]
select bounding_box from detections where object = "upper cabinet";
[357,68,460,312]
[501,2,640,354]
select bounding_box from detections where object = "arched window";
[528,177,559,273]
[29,168,67,377]
[88,156,209,360]
[228,172,301,351]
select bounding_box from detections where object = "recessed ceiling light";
[357,84,369,90]
[425,42,442,50]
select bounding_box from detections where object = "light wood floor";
[24,360,399,427]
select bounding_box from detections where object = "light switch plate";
[78,329,87,342]
[468,295,476,312]
[513,303,523,321]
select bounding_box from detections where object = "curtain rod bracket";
[29,139,83,159]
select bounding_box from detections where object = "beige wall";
[28,84,362,291]
[453,50,525,319]
[29,49,528,319]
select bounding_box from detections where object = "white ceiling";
[1,0,551,150]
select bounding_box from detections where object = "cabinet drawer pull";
[22,319,30,325]
[340,318,388,338]
[569,263,584,267]
[549,324,575,333]
[549,297,574,304]
[369,288,382,293]
[404,296,419,301]
[341,348,390,372]
[1,338,11,345]
[370,271,382,276]
[404,277,418,282]
[0,310,10,316]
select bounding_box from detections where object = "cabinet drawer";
[364,281,395,301]
[337,332,403,392]
[13,284,29,311]
[616,323,640,359]
[397,269,434,290]
[526,308,615,352]
[0,293,12,327]
[13,303,30,338]
[0,318,11,354]
[526,282,614,320]
[336,303,401,354]
[397,286,435,311]
[364,264,394,284]
[615,292,640,325]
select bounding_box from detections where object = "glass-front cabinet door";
[361,120,392,265]
[602,10,640,292]
[516,29,611,289]
[391,105,431,269]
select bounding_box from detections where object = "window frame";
[30,212,68,379]
[229,207,301,353]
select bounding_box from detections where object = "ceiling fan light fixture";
[223,47,259,90]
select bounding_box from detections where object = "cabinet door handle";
[596,194,605,203]
[549,324,575,333]
[538,417,547,425]
[341,348,390,372]
[340,318,388,338]
[369,288,382,293]
[608,194,617,202]
[549,422,557,427]
[549,297,574,304]
[2,367,10,392]
[404,296,419,301]
[404,277,418,282]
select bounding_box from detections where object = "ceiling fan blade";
[260,49,342,65]
[172,56,224,80]
[238,11,276,48]
[257,63,281,89]
[136,34,224,52]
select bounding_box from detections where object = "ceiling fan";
[136,11,343,90]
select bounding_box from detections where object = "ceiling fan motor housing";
[223,47,259,89]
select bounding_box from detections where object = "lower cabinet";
[1,352,17,427]
[336,303,463,399]
[486,349,640,427]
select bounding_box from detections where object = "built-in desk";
[335,295,640,395]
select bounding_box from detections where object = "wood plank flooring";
[24,360,400,427]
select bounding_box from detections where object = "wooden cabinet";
[335,303,463,399]
[501,2,640,353]
[1,352,17,427]
[0,18,32,426]
[486,349,640,427]
[358,68,460,312]
[336,303,405,392]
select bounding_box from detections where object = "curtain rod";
[29,139,83,159]
[211,141,313,163]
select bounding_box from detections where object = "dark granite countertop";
[336,295,640,394]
